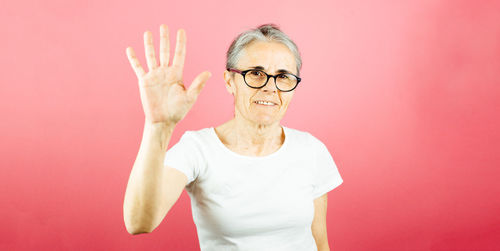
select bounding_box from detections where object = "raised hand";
[126,24,211,126]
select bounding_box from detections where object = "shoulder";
[284,126,322,147]
[179,127,213,146]
[186,127,212,137]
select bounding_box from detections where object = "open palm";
[126,24,211,125]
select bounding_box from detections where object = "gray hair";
[226,23,302,76]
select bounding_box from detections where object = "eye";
[249,70,262,76]
[278,74,289,79]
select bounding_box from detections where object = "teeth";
[255,101,275,105]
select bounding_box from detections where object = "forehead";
[237,41,297,74]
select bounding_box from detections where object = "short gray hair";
[226,23,302,76]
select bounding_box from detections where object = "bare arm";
[123,122,188,234]
[312,193,330,251]
[122,24,210,235]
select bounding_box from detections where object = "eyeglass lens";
[245,70,298,91]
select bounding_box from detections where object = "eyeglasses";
[227,68,301,92]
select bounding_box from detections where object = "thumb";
[187,71,211,102]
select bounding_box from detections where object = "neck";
[220,110,284,149]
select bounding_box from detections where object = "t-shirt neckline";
[209,126,289,159]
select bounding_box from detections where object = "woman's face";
[224,40,297,126]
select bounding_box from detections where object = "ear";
[223,70,235,96]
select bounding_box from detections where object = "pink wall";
[1,0,499,250]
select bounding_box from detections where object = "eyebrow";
[248,66,293,74]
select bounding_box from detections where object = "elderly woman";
[123,23,343,251]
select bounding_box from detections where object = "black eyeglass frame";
[227,68,302,92]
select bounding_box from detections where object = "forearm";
[123,121,176,233]
[317,243,331,251]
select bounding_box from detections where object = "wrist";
[144,121,176,133]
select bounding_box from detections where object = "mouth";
[253,100,278,106]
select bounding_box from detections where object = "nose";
[261,76,278,93]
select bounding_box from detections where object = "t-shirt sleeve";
[163,131,203,186]
[310,134,344,199]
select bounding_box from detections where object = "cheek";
[280,95,293,108]
[233,90,252,108]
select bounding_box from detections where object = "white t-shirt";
[163,126,343,251]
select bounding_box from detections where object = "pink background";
[1,0,499,250]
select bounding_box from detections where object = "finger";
[159,24,170,67]
[143,30,158,71]
[187,71,211,102]
[172,29,186,73]
[126,47,146,77]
